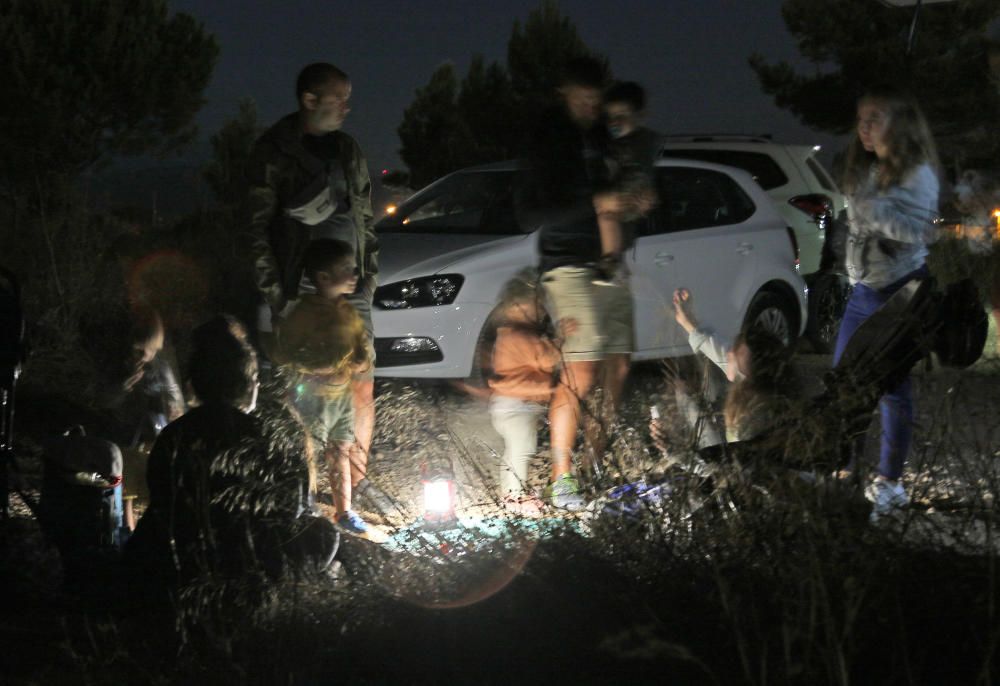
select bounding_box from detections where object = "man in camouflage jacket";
[246,63,388,516]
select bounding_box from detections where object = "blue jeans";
[832,267,927,480]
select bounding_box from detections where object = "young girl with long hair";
[837,86,940,518]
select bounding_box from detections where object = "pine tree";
[203,99,261,208]
[0,0,218,192]
[749,0,1000,168]
[397,1,609,188]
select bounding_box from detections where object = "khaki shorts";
[293,383,355,447]
[541,266,634,362]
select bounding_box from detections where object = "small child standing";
[486,273,570,515]
[271,239,372,535]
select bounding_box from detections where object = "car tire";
[743,291,797,347]
[805,272,850,354]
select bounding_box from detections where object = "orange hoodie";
[487,326,560,403]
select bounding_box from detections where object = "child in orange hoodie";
[485,272,574,516]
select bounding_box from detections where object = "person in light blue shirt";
[836,86,940,520]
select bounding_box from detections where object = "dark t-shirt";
[131,402,308,578]
[518,106,611,273]
[297,133,357,247]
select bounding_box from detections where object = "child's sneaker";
[865,479,909,521]
[550,474,586,512]
[336,510,370,535]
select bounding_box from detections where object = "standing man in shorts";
[518,57,634,511]
[247,63,389,514]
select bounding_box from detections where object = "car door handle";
[654,251,674,266]
[736,242,753,255]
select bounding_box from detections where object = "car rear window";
[806,156,838,193]
[648,167,756,233]
[379,170,521,235]
[659,149,788,190]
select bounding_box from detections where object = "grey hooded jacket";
[845,163,938,290]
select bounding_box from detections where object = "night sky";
[168,0,848,175]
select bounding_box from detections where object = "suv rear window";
[806,156,838,193]
[659,149,788,190]
[649,167,755,233]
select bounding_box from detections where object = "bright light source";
[424,480,452,514]
[385,205,397,215]
[422,463,456,526]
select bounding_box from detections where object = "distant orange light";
[402,218,410,225]
[386,205,397,215]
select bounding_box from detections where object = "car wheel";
[806,272,851,354]
[744,291,796,347]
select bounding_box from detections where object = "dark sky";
[169,0,847,173]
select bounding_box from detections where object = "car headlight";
[374,274,464,310]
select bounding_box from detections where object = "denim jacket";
[845,163,938,290]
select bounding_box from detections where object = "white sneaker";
[865,479,909,520]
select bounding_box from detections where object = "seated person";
[652,288,801,480]
[125,315,337,586]
[88,305,185,438]
[671,288,798,443]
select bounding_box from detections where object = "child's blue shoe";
[336,510,369,535]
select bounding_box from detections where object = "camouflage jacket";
[246,113,378,311]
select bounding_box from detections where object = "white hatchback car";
[659,137,850,351]
[372,159,807,378]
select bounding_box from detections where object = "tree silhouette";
[749,0,1000,169]
[203,99,261,208]
[398,1,608,188]
[0,0,218,193]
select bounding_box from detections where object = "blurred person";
[247,62,378,495]
[603,80,661,224]
[269,238,378,535]
[126,315,337,588]
[517,56,632,510]
[837,86,940,518]
[82,305,185,526]
[483,271,575,516]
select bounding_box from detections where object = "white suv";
[371,158,807,379]
[659,136,849,351]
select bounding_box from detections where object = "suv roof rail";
[660,133,774,143]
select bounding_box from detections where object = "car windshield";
[382,170,522,235]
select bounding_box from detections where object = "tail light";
[789,194,833,230]
[785,227,800,270]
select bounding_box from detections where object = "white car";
[372,159,807,378]
[659,136,850,351]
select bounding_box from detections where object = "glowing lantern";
[422,462,456,526]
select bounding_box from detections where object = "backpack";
[39,429,126,572]
[934,278,988,369]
